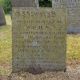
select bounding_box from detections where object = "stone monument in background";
[12,0,67,74]
[0,6,6,26]
[52,0,80,33]
[12,0,38,7]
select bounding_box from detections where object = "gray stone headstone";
[12,7,67,73]
[52,0,80,33]
[66,0,80,33]
[12,0,37,7]
[0,7,6,26]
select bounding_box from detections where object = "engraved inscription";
[12,8,66,72]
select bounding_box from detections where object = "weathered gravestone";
[0,7,6,26]
[66,0,80,33]
[12,0,67,73]
[12,0,38,7]
[52,0,80,33]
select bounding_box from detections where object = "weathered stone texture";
[12,0,37,7]
[52,0,80,33]
[12,8,66,73]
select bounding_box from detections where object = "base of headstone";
[12,67,66,74]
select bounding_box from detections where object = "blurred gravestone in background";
[52,0,80,33]
[0,6,6,26]
[66,0,80,33]
[12,0,66,73]
[12,0,37,7]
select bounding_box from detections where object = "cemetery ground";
[0,15,80,80]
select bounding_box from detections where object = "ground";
[0,15,80,80]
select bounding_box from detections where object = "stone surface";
[12,7,67,73]
[12,0,37,7]
[67,8,80,33]
[52,0,80,33]
[0,7,6,26]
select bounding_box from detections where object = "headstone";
[52,0,65,8]
[52,0,80,33]
[0,7,6,26]
[66,0,80,33]
[12,0,67,73]
[12,0,37,7]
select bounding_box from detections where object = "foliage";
[3,0,12,14]
[39,0,52,7]
[0,0,11,14]
[0,0,4,6]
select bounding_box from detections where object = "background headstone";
[12,0,37,7]
[12,7,67,73]
[0,6,6,26]
[52,0,80,33]
[66,0,80,33]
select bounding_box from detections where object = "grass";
[0,15,12,75]
[0,15,80,76]
[67,34,80,60]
